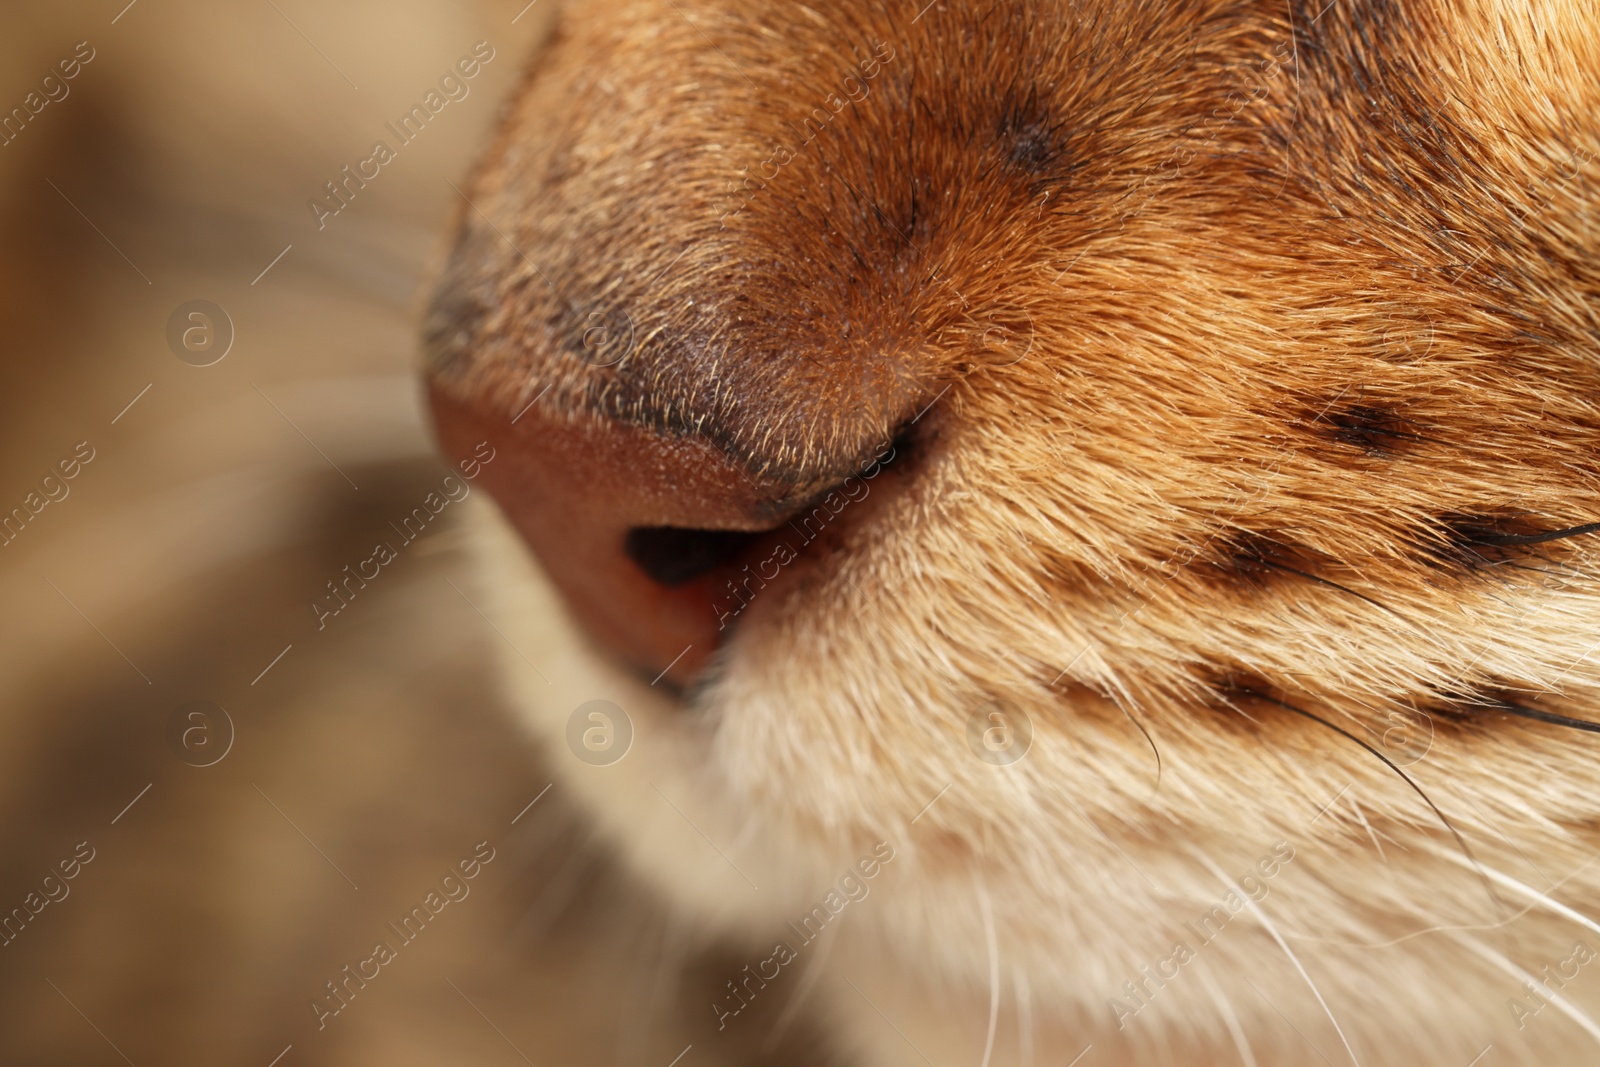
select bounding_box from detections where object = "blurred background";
[0,2,822,1063]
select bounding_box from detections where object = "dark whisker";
[1252,557,1420,628]
[1118,703,1163,792]
[1238,687,1501,909]
[1489,699,1600,735]
[1466,521,1600,547]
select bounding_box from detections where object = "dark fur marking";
[1218,531,1411,621]
[1323,403,1431,455]
[997,87,1067,175]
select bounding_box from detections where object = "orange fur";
[430,0,1600,1062]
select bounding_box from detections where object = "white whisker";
[1456,936,1600,1046]
[1279,844,1600,951]
[977,876,1001,1067]
[761,914,837,1054]
[1199,854,1361,1066]
[1346,793,1387,863]
[1438,852,1600,940]
[1196,956,1259,1067]
[1012,963,1035,1067]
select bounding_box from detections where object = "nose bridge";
[416,0,953,687]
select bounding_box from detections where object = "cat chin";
[465,496,832,930]
[466,495,1600,1064]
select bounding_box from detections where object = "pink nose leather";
[429,383,806,688]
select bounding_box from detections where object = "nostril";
[624,427,920,588]
[624,526,764,586]
[430,365,928,685]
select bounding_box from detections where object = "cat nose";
[427,383,793,688]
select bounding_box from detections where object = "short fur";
[428,0,1600,1063]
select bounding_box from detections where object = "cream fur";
[437,0,1600,1062]
[472,497,1600,1065]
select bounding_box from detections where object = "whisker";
[1194,956,1259,1067]
[1252,557,1420,630]
[1116,700,1163,790]
[1455,936,1600,1046]
[1012,963,1035,1067]
[1439,855,1600,942]
[1488,699,1600,736]
[1467,521,1600,547]
[760,904,837,1054]
[976,876,1001,1067]
[1197,853,1362,1066]
[1239,688,1496,907]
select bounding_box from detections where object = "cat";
[423,0,1600,1064]
[0,3,819,1065]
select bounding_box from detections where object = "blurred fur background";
[0,3,823,1063]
